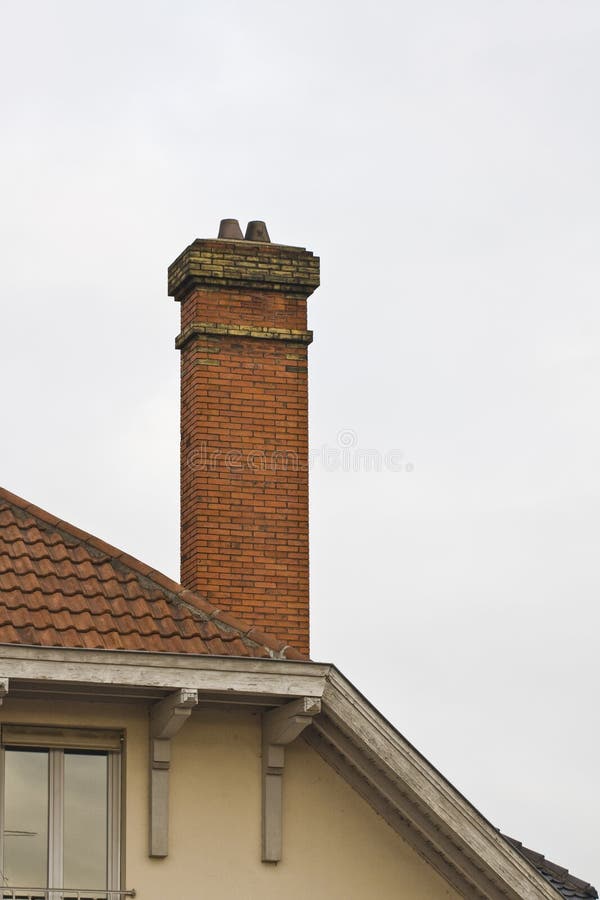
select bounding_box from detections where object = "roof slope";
[0,487,303,660]
[504,837,598,900]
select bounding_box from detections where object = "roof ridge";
[0,486,305,662]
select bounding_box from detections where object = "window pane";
[63,753,108,890]
[4,749,49,888]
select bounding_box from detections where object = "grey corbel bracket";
[0,678,9,705]
[262,696,321,862]
[149,688,198,858]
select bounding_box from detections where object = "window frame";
[0,726,123,896]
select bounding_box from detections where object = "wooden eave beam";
[306,728,487,900]
[311,718,509,900]
[321,671,561,900]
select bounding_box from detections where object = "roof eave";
[0,642,563,900]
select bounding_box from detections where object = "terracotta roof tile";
[0,487,306,660]
[503,836,598,899]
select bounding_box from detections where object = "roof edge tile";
[502,835,598,899]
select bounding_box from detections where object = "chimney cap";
[245,220,270,243]
[217,218,244,240]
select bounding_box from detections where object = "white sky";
[1,0,598,886]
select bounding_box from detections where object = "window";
[0,726,122,900]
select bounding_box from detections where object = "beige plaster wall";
[0,699,460,900]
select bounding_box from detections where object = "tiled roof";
[0,487,304,660]
[503,836,598,899]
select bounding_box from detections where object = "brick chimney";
[168,221,320,656]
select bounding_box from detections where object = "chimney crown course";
[168,239,320,301]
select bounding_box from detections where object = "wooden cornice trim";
[322,668,563,900]
[306,727,487,899]
[0,645,329,700]
[309,719,507,899]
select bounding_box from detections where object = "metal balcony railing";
[0,890,135,899]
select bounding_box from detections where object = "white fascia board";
[0,644,329,700]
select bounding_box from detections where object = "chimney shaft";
[168,228,319,656]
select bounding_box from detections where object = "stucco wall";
[0,699,460,899]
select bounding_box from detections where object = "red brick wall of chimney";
[168,235,319,657]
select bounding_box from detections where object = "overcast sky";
[1,0,599,886]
